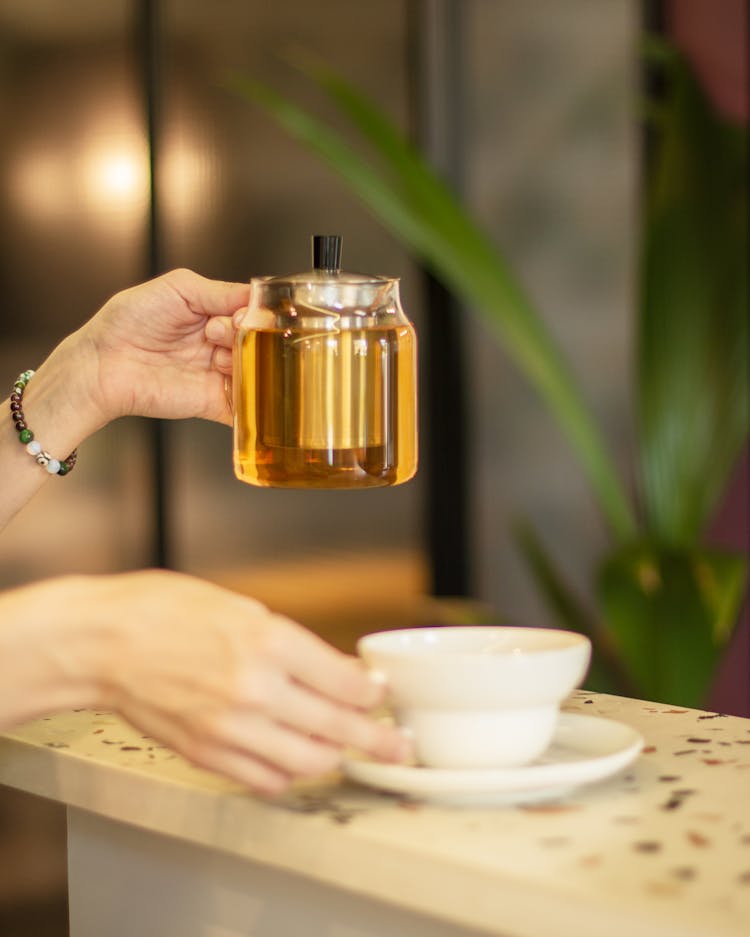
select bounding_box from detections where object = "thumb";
[164,269,250,319]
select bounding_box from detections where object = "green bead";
[13,383,25,394]
[58,463,69,476]
[19,429,33,443]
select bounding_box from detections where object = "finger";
[210,346,233,375]
[119,697,291,795]
[269,678,411,763]
[188,741,292,795]
[266,615,388,711]
[166,269,250,318]
[204,315,234,348]
[200,709,344,779]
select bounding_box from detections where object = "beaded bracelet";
[9,370,78,476]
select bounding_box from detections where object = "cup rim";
[358,625,590,660]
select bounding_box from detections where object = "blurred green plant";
[229,42,748,707]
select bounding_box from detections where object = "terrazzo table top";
[1,691,749,937]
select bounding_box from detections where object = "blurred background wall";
[0,1,640,933]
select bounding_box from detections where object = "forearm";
[0,576,113,731]
[1,330,106,531]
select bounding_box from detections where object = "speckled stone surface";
[1,691,749,937]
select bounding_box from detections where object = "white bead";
[46,459,61,474]
[26,440,42,455]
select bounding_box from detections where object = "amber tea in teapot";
[232,236,418,489]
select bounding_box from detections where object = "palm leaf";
[597,543,747,706]
[638,54,749,544]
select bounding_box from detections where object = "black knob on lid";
[312,235,342,274]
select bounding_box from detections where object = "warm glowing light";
[9,133,150,230]
[81,134,149,212]
[8,112,215,234]
[98,153,145,198]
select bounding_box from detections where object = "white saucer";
[342,713,643,807]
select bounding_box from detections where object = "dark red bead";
[10,393,20,403]
[14,420,26,431]
[12,410,25,423]
[10,401,21,412]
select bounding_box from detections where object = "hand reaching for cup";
[0,570,409,794]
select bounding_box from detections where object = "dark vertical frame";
[406,0,472,597]
[136,0,170,568]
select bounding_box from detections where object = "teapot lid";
[267,235,391,285]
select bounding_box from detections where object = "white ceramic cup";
[358,626,591,769]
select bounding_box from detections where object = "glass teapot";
[232,235,418,489]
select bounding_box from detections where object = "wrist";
[18,329,108,459]
[0,576,116,729]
